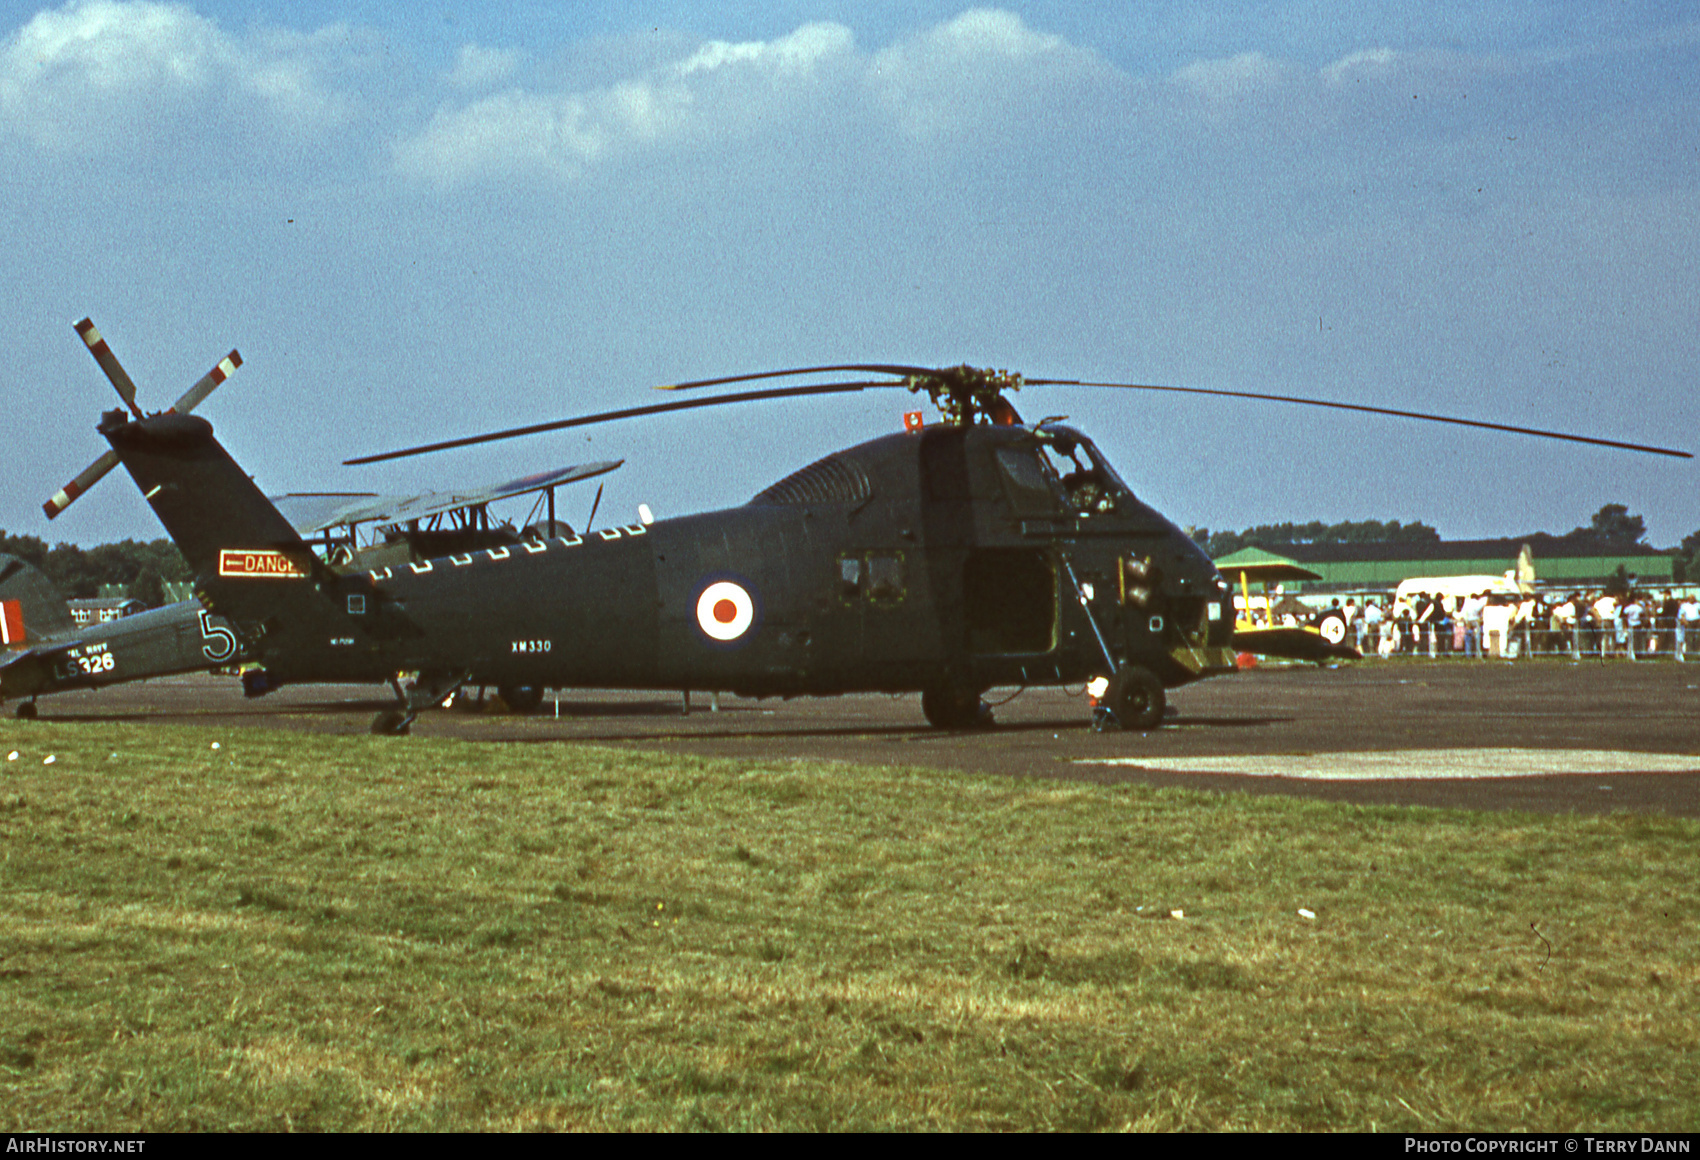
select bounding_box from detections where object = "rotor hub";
[903,365,1023,424]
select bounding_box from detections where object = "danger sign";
[218,549,309,579]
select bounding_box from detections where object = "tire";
[921,687,993,730]
[370,708,411,736]
[242,668,280,698]
[1106,666,1165,731]
[499,686,544,714]
[1316,610,1348,646]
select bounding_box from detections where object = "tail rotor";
[46,318,241,519]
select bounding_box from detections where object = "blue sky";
[2,1,1695,552]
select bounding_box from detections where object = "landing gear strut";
[371,670,470,736]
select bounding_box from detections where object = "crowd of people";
[1331,590,1700,661]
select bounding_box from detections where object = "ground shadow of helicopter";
[95,348,1690,736]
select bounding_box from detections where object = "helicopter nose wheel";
[1094,666,1165,732]
[921,686,994,730]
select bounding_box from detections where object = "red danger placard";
[218,549,309,579]
[1,598,23,644]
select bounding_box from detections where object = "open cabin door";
[963,548,1057,655]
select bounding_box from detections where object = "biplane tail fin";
[97,410,323,623]
[0,553,77,646]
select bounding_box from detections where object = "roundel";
[696,580,756,642]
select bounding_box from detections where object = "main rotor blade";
[344,380,891,465]
[1028,378,1693,460]
[74,318,143,418]
[653,364,930,392]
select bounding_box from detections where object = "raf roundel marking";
[696,580,755,642]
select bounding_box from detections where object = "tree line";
[0,530,189,607]
[1191,505,1700,583]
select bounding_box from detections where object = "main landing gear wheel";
[1315,610,1348,647]
[370,708,412,736]
[921,687,994,730]
[15,700,38,720]
[499,686,544,714]
[1101,667,1164,732]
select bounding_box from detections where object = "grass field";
[0,720,1695,1132]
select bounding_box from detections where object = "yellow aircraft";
[1224,561,1361,663]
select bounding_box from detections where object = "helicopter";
[0,548,245,716]
[2,320,618,719]
[3,456,623,718]
[1,319,252,716]
[88,343,1691,735]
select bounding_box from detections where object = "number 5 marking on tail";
[199,610,238,662]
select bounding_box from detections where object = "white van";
[1393,575,1521,610]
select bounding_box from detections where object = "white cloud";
[1168,50,1301,117]
[397,22,858,185]
[396,9,1116,185]
[906,7,1066,59]
[867,8,1108,141]
[677,21,852,78]
[1321,47,1402,86]
[0,0,365,151]
[447,43,523,92]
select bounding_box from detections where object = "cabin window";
[1035,433,1133,515]
[838,552,905,604]
[866,552,905,604]
[838,555,863,601]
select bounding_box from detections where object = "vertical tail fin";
[0,554,77,643]
[98,410,322,623]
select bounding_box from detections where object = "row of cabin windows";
[839,552,905,604]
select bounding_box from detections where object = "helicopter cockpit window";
[994,448,1065,517]
[1036,437,1121,516]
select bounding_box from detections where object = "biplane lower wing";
[1231,625,1362,662]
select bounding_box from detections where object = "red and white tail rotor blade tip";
[43,448,120,520]
[52,319,242,518]
[73,318,144,418]
[168,350,242,414]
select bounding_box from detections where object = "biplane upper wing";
[271,461,624,535]
[1221,561,1323,585]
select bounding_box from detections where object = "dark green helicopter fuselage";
[354,423,1237,696]
[102,411,1236,712]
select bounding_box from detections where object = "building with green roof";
[1214,535,1673,593]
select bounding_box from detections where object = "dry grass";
[0,720,1695,1131]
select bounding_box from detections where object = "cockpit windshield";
[1034,426,1136,516]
